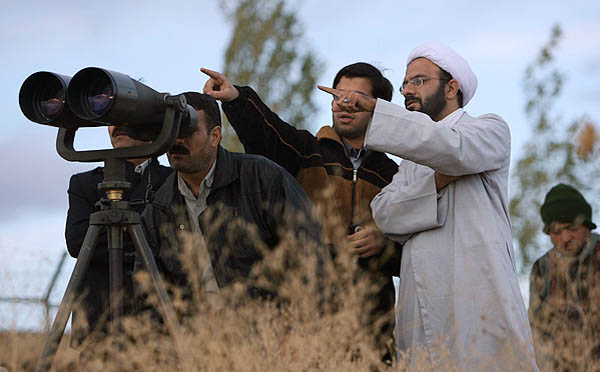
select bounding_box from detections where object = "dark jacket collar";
[317,125,344,146]
[316,125,381,167]
[211,146,239,191]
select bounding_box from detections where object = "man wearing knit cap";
[319,42,539,370]
[529,183,600,371]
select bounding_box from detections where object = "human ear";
[446,79,460,100]
[210,125,222,146]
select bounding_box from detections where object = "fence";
[0,252,68,331]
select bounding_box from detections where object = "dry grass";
[0,210,405,372]
[6,208,594,371]
[0,331,76,371]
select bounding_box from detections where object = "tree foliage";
[510,24,600,271]
[218,0,323,151]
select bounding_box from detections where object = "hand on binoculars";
[201,68,240,103]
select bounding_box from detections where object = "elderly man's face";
[167,111,220,175]
[402,58,448,121]
[549,222,591,256]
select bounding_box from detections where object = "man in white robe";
[318,42,539,371]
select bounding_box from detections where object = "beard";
[405,82,448,120]
[332,113,370,140]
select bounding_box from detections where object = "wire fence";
[0,252,68,332]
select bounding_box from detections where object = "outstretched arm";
[203,67,322,178]
[365,100,510,175]
[318,85,462,190]
[317,85,376,113]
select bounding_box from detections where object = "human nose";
[402,81,416,96]
[558,228,573,243]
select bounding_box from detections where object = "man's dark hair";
[332,63,393,101]
[438,69,464,108]
[182,92,221,131]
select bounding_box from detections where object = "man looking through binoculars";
[65,126,172,355]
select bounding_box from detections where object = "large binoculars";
[18,68,197,141]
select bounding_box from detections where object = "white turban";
[407,41,478,106]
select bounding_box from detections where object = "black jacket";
[65,158,172,347]
[138,147,323,308]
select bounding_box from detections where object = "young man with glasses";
[529,183,600,371]
[319,42,539,370]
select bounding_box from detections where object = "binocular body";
[19,68,197,141]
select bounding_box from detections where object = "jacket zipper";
[349,168,358,229]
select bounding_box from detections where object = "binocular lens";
[19,72,70,124]
[38,85,65,119]
[86,76,114,116]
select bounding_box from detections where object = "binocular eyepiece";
[19,68,197,141]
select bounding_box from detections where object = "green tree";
[510,24,599,271]
[218,0,323,151]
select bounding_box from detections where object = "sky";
[1,0,599,331]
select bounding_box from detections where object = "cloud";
[0,126,93,221]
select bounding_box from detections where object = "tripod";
[35,96,189,372]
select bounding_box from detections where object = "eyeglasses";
[399,76,449,94]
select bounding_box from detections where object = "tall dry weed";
[1,205,399,371]
[2,203,574,371]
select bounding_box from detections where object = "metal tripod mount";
[35,94,190,372]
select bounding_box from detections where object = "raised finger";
[317,85,344,98]
[200,67,223,80]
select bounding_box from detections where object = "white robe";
[365,101,539,371]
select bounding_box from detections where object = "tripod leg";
[128,224,182,337]
[107,224,124,331]
[36,225,103,372]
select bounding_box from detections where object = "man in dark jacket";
[529,184,600,371]
[65,126,172,350]
[137,92,322,318]
[201,63,401,360]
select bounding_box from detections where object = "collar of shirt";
[437,107,465,127]
[342,138,366,169]
[177,159,217,203]
[175,160,221,297]
[134,158,151,175]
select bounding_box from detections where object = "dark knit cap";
[540,183,596,232]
